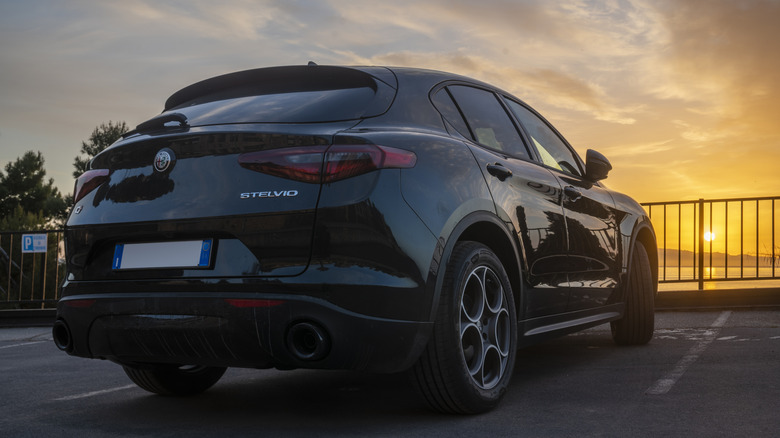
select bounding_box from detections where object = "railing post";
[698,198,705,291]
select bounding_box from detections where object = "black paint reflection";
[476,153,570,317]
[559,177,623,309]
[518,208,567,278]
[312,199,420,281]
[93,170,174,206]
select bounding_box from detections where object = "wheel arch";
[427,211,525,321]
[629,220,659,294]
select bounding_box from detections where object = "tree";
[0,151,67,229]
[72,121,129,178]
[0,205,48,231]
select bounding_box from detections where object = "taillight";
[238,146,328,183]
[73,169,109,203]
[238,145,416,183]
[323,145,417,182]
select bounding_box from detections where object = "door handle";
[487,163,512,181]
[564,186,582,201]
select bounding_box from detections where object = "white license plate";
[112,239,213,270]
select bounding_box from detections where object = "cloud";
[104,1,281,42]
[513,69,638,124]
[1,0,778,203]
[336,48,638,126]
[600,139,676,158]
[651,0,780,140]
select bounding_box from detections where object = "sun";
[704,231,715,242]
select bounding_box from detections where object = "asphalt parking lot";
[1,309,778,437]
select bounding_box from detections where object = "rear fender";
[425,211,524,321]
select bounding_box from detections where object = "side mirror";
[585,149,612,182]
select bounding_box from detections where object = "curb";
[0,309,56,328]
[655,287,780,310]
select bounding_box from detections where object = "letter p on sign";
[22,234,48,253]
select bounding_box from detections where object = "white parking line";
[54,384,137,401]
[0,341,46,350]
[646,310,731,395]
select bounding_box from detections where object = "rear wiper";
[123,112,188,138]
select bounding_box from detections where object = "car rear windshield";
[164,66,396,125]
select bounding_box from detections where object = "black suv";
[54,65,657,414]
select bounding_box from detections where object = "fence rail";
[0,230,64,309]
[642,196,779,290]
[2,195,779,309]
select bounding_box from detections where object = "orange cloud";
[655,0,780,140]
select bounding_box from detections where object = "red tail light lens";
[238,144,416,183]
[323,145,417,182]
[73,169,109,203]
[238,146,328,184]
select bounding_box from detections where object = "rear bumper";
[55,292,431,373]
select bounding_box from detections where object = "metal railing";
[642,196,779,290]
[2,196,779,308]
[0,230,64,309]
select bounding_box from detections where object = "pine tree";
[72,121,129,178]
[0,151,67,229]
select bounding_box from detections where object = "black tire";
[611,241,655,345]
[123,364,227,396]
[412,241,517,414]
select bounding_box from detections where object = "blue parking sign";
[22,234,48,253]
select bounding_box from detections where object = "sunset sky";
[2,0,779,204]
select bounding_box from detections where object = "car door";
[503,98,622,310]
[432,85,570,317]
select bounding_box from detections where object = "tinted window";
[431,88,471,139]
[504,98,582,176]
[447,86,529,159]
[171,87,379,125]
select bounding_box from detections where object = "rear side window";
[442,85,529,159]
[431,88,471,139]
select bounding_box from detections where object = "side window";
[431,88,472,139]
[445,86,529,159]
[504,98,583,177]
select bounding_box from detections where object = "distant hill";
[657,248,777,268]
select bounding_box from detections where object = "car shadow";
[77,330,632,434]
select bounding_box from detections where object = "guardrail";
[642,196,779,290]
[0,230,64,310]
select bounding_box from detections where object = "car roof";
[163,64,500,111]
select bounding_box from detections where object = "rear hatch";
[66,65,397,281]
